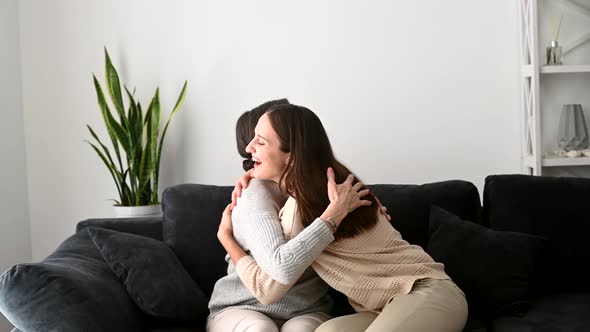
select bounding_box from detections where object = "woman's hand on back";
[375,196,392,222]
[217,203,234,241]
[321,167,372,227]
[231,170,254,208]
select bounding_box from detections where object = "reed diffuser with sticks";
[547,14,563,65]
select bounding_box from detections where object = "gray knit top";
[207,179,334,320]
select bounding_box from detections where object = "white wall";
[0,0,30,330]
[17,0,521,261]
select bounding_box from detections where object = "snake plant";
[86,48,187,206]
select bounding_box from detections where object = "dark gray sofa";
[1,174,589,331]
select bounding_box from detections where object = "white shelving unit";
[540,64,590,73]
[519,0,590,175]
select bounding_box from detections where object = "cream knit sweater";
[236,196,450,313]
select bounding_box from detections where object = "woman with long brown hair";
[217,104,468,332]
[207,100,372,332]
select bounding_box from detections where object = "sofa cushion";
[88,228,208,322]
[77,216,164,240]
[491,293,590,332]
[427,206,546,317]
[482,174,590,293]
[162,184,232,296]
[0,230,143,332]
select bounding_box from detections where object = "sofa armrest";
[0,230,144,332]
[77,216,163,240]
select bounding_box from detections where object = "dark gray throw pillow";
[0,230,143,332]
[87,227,208,322]
[426,206,546,318]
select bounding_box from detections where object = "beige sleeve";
[235,255,295,305]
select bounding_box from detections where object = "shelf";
[540,65,590,74]
[542,156,590,167]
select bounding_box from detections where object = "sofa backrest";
[370,180,482,248]
[162,184,232,297]
[482,174,590,293]
[162,180,482,297]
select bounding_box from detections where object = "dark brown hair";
[236,99,289,171]
[265,104,378,239]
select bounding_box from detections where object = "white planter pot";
[113,204,162,218]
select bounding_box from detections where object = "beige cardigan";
[236,197,450,313]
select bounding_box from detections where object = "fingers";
[344,174,354,185]
[231,190,238,208]
[234,179,244,197]
[326,167,335,184]
[352,181,364,192]
[380,206,392,221]
[357,188,370,198]
[236,183,243,198]
[238,175,250,192]
[358,199,373,207]
[223,203,232,215]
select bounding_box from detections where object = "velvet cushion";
[0,230,143,332]
[427,206,546,317]
[162,184,232,297]
[490,293,590,332]
[369,180,482,248]
[87,228,208,322]
[482,174,590,293]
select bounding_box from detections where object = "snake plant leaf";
[93,74,124,171]
[104,52,131,154]
[137,97,155,204]
[148,89,161,203]
[104,49,125,120]
[137,143,152,205]
[87,125,117,169]
[123,86,141,195]
[86,127,127,188]
[93,75,132,159]
[135,101,144,165]
[125,86,143,159]
[104,49,133,155]
[120,168,133,206]
[86,140,123,201]
[154,80,188,202]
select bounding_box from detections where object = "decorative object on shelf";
[85,48,188,217]
[565,150,582,158]
[550,148,589,159]
[546,14,563,65]
[558,104,589,152]
[546,40,563,65]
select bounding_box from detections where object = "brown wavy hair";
[265,104,378,239]
[235,99,290,171]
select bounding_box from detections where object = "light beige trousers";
[206,309,331,332]
[315,278,468,332]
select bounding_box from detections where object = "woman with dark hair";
[218,104,468,332]
[207,100,372,332]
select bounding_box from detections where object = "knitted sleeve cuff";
[235,255,256,276]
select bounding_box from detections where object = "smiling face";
[245,113,291,183]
